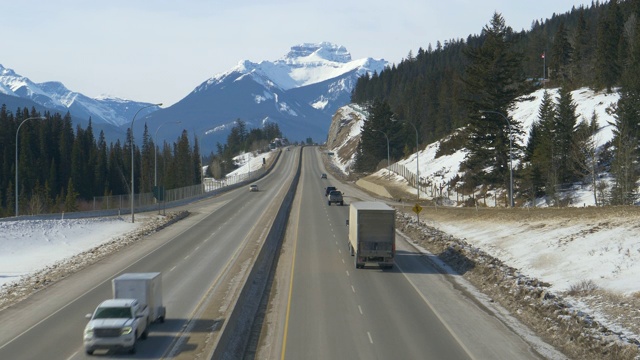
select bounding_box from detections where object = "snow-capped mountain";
[143,42,387,154]
[1,43,385,154]
[0,64,160,137]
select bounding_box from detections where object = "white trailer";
[112,272,166,323]
[348,202,396,269]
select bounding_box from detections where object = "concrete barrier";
[209,147,302,360]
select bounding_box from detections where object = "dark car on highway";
[325,186,337,196]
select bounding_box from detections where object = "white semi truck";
[83,272,166,355]
[348,201,396,269]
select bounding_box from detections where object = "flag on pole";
[541,52,545,59]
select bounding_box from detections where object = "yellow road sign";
[412,203,422,214]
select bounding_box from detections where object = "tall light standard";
[15,116,46,217]
[394,118,420,200]
[130,103,162,223]
[154,121,181,190]
[372,129,390,180]
[480,110,514,207]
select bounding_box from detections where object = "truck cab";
[83,298,149,355]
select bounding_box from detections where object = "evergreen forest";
[0,104,283,218]
[0,106,204,217]
[352,0,640,206]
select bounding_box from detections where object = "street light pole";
[15,116,46,217]
[130,103,162,223]
[480,110,514,207]
[372,129,390,180]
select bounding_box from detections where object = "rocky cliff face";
[325,104,367,173]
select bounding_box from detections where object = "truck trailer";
[112,272,166,323]
[348,201,396,269]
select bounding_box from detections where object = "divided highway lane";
[0,148,299,360]
[276,147,543,359]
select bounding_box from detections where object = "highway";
[0,148,299,359]
[262,147,545,360]
[0,145,551,359]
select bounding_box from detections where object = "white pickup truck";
[83,272,166,355]
[83,298,148,355]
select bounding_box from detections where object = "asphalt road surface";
[264,147,546,360]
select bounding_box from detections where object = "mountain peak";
[283,42,352,63]
[0,64,19,78]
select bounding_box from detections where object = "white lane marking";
[342,259,345,264]
[367,332,373,344]
[346,270,350,277]
[358,305,363,315]
[352,285,356,293]
[184,255,190,260]
[396,261,477,360]
[170,265,177,272]
[338,249,342,254]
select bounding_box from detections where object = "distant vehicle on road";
[321,173,327,179]
[249,184,259,192]
[324,186,337,196]
[327,190,344,206]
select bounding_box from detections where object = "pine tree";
[549,22,573,85]
[594,0,623,91]
[461,12,526,191]
[553,87,580,186]
[609,14,640,204]
[64,178,78,212]
[526,90,556,201]
[354,100,401,172]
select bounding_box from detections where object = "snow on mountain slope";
[0,64,160,128]
[198,42,386,92]
[147,42,386,154]
[328,87,620,199]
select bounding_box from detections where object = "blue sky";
[2,0,596,106]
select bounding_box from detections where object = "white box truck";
[83,272,166,355]
[112,272,166,323]
[348,202,396,269]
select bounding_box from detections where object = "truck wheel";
[129,342,136,354]
[340,201,344,206]
[141,327,149,340]
[328,201,331,206]
[85,349,94,355]
[348,243,354,256]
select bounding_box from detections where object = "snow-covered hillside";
[328,87,620,207]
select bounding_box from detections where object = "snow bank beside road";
[0,217,138,289]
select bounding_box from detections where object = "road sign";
[412,203,422,214]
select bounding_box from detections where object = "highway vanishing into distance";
[0,146,551,359]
